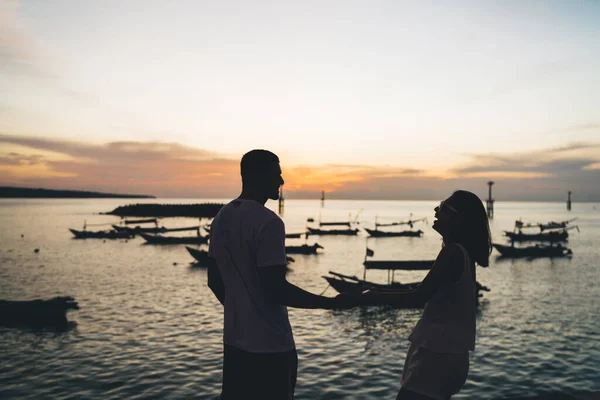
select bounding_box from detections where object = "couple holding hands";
[208,150,491,400]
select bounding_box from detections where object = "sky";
[1,0,599,200]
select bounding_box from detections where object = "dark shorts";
[220,344,298,400]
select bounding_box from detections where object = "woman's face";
[432,195,462,238]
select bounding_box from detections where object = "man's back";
[209,198,295,353]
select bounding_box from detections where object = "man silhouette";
[208,149,354,399]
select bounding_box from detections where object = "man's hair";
[240,149,279,179]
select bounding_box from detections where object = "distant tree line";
[0,186,155,199]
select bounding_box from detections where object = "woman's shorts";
[400,342,469,400]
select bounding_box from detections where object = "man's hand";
[330,293,360,310]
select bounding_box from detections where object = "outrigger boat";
[140,232,209,245]
[503,227,578,243]
[69,228,133,239]
[285,243,324,255]
[514,218,577,232]
[306,227,359,236]
[113,224,202,235]
[285,232,308,239]
[0,296,79,328]
[364,216,426,238]
[323,246,489,307]
[185,246,211,265]
[305,213,361,236]
[493,243,573,258]
[364,228,423,237]
[186,246,296,267]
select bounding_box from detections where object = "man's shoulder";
[217,199,282,225]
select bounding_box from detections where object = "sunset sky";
[1,0,599,200]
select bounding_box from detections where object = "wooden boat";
[493,243,572,258]
[285,232,308,239]
[364,259,434,271]
[319,221,352,227]
[69,228,133,239]
[140,232,209,245]
[186,246,211,264]
[514,218,577,232]
[365,216,426,238]
[323,271,417,295]
[123,218,158,225]
[364,228,423,238]
[113,224,201,235]
[306,227,359,236]
[285,243,324,255]
[503,229,569,243]
[113,225,167,234]
[322,272,490,307]
[187,246,296,266]
[0,296,79,328]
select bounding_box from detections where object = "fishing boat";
[140,232,209,245]
[285,243,324,255]
[323,271,418,295]
[69,228,133,239]
[122,218,158,225]
[285,232,308,239]
[0,296,79,328]
[113,225,167,234]
[363,259,434,271]
[365,216,426,238]
[364,228,423,237]
[113,224,202,235]
[185,246,211,265]
[322,272,490,307]
[305,213,362,236]
[306,227,359,236]
[514,218,577,232]
[186,246,296,266]
[503,229,570,243]
[493,243,572,258]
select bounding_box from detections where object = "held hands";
[330,293,360,310]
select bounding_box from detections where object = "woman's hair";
[451,190,492,267]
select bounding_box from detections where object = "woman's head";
[432,190,492,267]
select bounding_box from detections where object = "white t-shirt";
[209,198,295,353]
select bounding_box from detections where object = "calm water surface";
[1,198,599,399]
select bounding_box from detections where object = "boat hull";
[0,296,79,328]
[69,228,133,239]
[140,233,209,245]
[503,230,568,242]
[285,244,322,255]
[307,227,359,236]
[364,228,423,237]
[493,243,572,258]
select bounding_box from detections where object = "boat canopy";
[363,260,434,271]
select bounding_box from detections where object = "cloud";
[0,134,599,201]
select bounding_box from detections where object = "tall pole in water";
[321,190,325,208]
[278,187,285,215]
[486,181,495,219]
[567,191,572,211]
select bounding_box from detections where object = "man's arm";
[207,257,225,306]
[258,266,353,309]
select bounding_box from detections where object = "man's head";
[240,149,284,200]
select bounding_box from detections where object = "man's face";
[263,162,284,200]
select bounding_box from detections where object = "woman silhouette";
[362,190,492,399]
